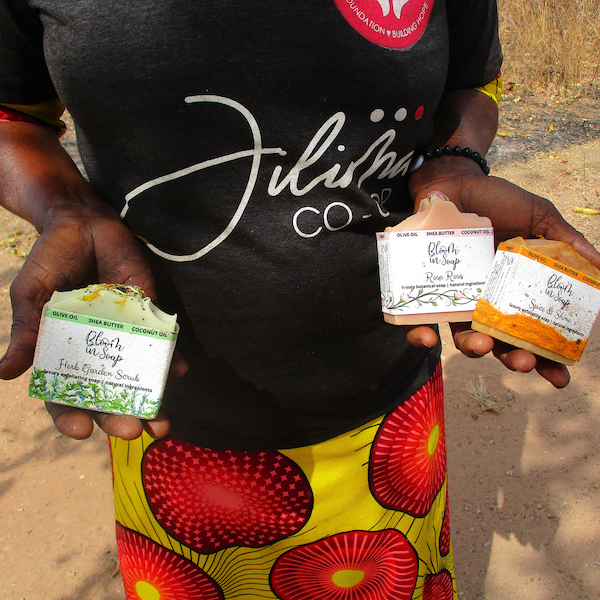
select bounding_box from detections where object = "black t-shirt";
[0,0,502,449]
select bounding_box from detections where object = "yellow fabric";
[475,75,503,105]
[111,406,454,600]
[0,99,66,136]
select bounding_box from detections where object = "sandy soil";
[1,96,600,599]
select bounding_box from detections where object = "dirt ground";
[1,95,600,600]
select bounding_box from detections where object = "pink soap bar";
[377,191,494,326]
[388,191,492,232]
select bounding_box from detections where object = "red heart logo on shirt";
[333,0,434,49]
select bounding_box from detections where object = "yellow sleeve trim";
[0,99,66,136]
[474,76,503,106]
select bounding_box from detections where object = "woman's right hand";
[0,121,179,440]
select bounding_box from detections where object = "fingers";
[0,323,38,381]
[92,412,148,440]
[451,323,532,366]
[534,358,570,388]
[46,402,144,440]
[0,236,91,380]
[45,402,96,440]
[452,324,536,367]
[0,271,50,380]
[451,322,495,357]
[450,323,571,388]
[492,343,570,388]
[0,211,158,382]
[404,325,439,348]
[92,223,158,300]
[169,349,189,379]
[529,195,600,269]
[143,410,171,439]
[549,227,600,271]
[45,401,171,441]
[0,225,96,380]
[490,341,538,372]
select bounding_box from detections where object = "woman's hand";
[406,161,600,388]
[2,202,177,439]
[0,121,184,439]
[399,87,600,388]
[411,167,600,268]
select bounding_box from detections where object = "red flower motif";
[270,529,418,600]
[423,569,454,600]
[142,438,313,554]
[116,522,223,600]
[369,363,446,516]
[440,489,451,556]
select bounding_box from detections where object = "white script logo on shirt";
[122,95,413,262]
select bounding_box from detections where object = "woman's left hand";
[405,163,600,388]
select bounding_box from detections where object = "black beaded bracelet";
[424,145,490,175]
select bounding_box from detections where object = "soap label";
[29,308,178,418]
[477,247,600,348]
[377,228,495,316]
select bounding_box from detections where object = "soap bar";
[471,238,600,364]
[48,283,177,331]
[29,284,179,418]
[377,191,495,325]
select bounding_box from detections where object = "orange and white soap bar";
[377,191,495,325]
[471,238,600,364]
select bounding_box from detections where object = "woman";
[0,1,597,598]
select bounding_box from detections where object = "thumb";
[93,227,159,301]
[530,195,600,270]
[0,270,48,380]
[403,325,439,348]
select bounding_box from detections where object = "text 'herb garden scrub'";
[377,191,495,325]
[29,284,178,418]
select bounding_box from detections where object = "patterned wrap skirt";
[110,362,456,600]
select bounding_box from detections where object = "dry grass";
[498,0,600,96]
[463,375,504,413]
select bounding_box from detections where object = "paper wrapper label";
[473,244,600,361]
[377,228,495,316]
[29,307,178,418]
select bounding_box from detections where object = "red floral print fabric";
[142,438,313,553]
[270,529,418,600]
[423,569,454,600]
[369,363,446,516]
[116,522,224,600]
